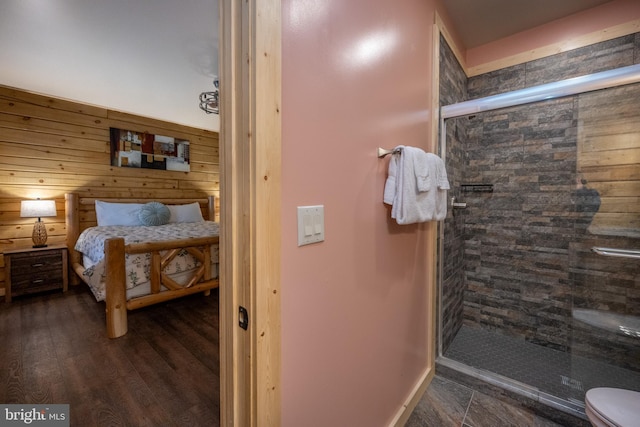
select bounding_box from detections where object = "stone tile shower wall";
[463,97,580,351]
[440,33,640,370]
[468,35,640,99]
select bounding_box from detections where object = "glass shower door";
[566,82,640,406]
[437,75,640,418]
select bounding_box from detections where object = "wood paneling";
[577,83,640,237]
[0,85,219,295]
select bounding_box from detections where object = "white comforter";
[75,221,219,301]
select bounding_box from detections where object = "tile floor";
[406,375,590,427]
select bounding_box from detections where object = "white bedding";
[75,221,219,302]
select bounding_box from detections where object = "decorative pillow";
[168,202,205,223]
[138,202,171,226]
[95,201,144,226]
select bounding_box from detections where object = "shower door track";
[437,357,587,419]
[440,63,640,121]
[436,63,640,419]
[438,63,640,165]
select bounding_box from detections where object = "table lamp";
[20,199,57,247]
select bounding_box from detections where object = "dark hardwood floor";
[0,285,220,426]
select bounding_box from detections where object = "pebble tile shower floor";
[443,325,640,405]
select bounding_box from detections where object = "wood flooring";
[0,285,220,426]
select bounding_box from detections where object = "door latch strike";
[239,306,249,330]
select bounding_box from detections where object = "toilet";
[585,387,640,427]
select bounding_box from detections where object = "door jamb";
[219,0,282,425]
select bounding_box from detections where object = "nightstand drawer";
[10,274,64,295]
[10,251,63,271]
[4,245,68,302]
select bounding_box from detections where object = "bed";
[65,193,220,338]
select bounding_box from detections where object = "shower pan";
[436,64,640,419]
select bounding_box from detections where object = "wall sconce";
[20,199,57,248]
[199,77,219,115]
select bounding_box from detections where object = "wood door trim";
[219,0,282,425]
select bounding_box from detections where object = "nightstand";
[4,244,68,302]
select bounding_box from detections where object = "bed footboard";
[105,235,220,338]
[65,192,219,339]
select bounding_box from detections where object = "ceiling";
[441,0,614,48]
[0,0,219,131]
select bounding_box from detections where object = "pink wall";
[281,0,444,425]
[467,0,640,69]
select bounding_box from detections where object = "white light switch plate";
[297,205,324,246]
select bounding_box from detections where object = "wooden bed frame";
[65,193,220,338]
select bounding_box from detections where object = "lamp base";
[32,220,48,248]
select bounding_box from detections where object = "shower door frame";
[436,63,640,417]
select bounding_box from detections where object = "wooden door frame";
[219,0,282,425]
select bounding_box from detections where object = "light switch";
[304,213,313,236]
[313,215,322,234]
[297,205,324,246]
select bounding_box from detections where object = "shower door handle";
[451,197,467,209]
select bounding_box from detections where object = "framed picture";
[110,128,190,172]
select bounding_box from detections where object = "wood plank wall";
[577,83,640,237]
[0,85,220,296]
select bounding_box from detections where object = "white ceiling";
[441,0,614,48]
[0,0,219,131]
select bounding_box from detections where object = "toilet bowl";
[585,387,640,427]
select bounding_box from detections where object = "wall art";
[110,127,190,172]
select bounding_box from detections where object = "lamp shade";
[20,199,57,218]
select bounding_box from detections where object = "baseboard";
[388,365,435,427]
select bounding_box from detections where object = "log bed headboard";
[64,192,216,285]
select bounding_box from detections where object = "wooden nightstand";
[4,244,68,302]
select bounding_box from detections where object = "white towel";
[383,145,402,205]
[425,152,450,220]
[383,146,450,224]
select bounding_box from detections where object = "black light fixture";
[199,78,219,115]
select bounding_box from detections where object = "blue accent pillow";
[138,202,170,226]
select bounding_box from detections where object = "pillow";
[168,202,205,223]
[138,202,171,226]
[95,201,144,226]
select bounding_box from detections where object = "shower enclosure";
[436,63,640,419]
